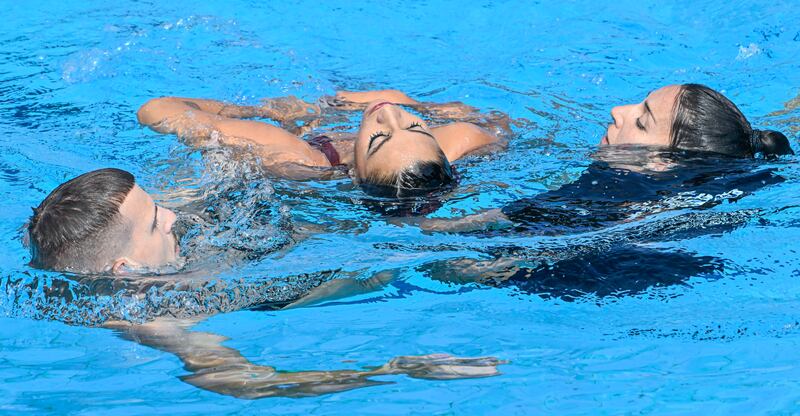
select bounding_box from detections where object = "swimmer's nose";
[610,105,623,128]
[162,207,177,233]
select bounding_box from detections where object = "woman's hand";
[418,101,479,119]
[259,96,321,122]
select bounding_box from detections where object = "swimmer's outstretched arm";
[137,97,330,169]
[104,317,505,399]
[139,96,320,124]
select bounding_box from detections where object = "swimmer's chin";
[600,135,609,145]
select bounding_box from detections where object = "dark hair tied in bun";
[750,129,794,157]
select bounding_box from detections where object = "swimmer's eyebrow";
[151,205,158,233]
[644,101,656,125]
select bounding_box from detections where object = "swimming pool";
[2,0,800,413]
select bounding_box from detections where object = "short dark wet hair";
[671,84,794,157]
[360,153,456,199]
[28,168,135,272]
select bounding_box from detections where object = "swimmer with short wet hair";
[136,90,511,198]
[28,168,180,275]
[25,168,505,398]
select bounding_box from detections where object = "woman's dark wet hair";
[358,154,456,216]
[27,168,135,271]
[360,153,456,199]
[671,84,794,157]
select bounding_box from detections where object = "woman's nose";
[610,104,634,128]
[610,106,623,127]
[376,105,402,127]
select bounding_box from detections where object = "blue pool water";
[2,0,800,413]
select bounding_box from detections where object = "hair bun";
[751,129,794,156]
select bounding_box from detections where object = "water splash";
[1,270,338,326]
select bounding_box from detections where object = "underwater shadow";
[487,245,724,302]
[419,244,725,303]
[419,206,760,303]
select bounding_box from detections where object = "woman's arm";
[137,97,329,168]
[194,95,323,136]
[146,96,321,123]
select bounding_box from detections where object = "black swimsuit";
[500,158,784,236]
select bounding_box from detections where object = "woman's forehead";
[647,85,682,121]
[648,85,681,105]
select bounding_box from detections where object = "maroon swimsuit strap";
[308,135,342,167]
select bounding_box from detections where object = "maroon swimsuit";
[308,135,342,167]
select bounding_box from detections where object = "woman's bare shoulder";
[431,122,504,161]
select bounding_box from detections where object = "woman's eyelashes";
[368,121,428,152]
[368,130,389,149]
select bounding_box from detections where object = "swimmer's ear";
[111,258,136,275]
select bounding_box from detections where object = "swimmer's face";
[354,101,445,181]
[602,85,681,148]
[111,185,181,274]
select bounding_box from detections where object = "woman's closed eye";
[635,117,646,131]
[407,121,435,139]
[368,130,389,152]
